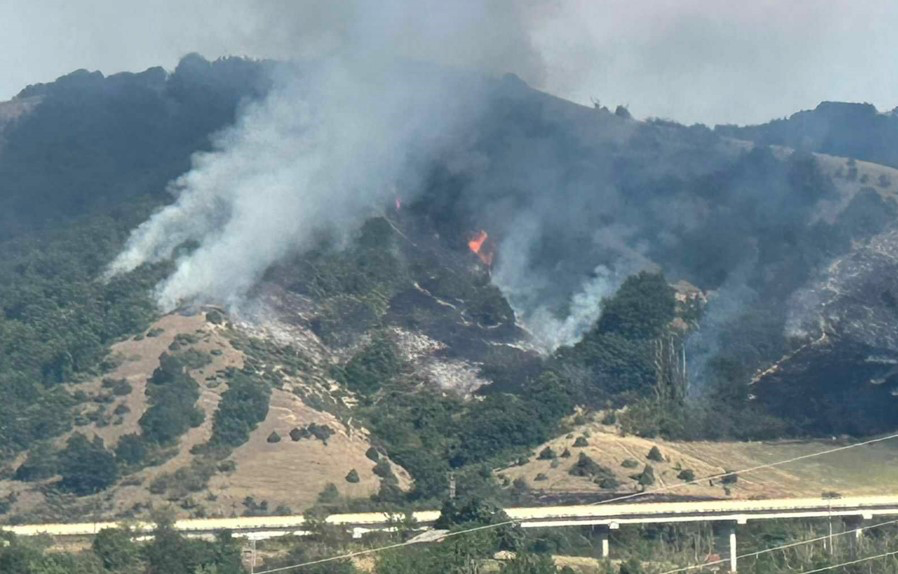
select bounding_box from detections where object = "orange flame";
[467,230,494,266]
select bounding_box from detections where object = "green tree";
[139,354,203,445]
[114,434,147,466]
[502,553,558,573]
[618,557,645,574]
[58,433,117,495]
[13,441,58,482]
[341,334,402,395]
[92,527,139,572]
[209,371,270,448]
[595,272,675,339]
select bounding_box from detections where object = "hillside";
[3,55,898,527]
[717,101,898,170]
[499,413,898,502]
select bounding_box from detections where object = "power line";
[254,431,898,573]
[593,431,898,505]
[254,521,507,574]
[798,549,898,573]
[660,517,898,574]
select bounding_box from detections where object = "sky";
[2,0,898,125]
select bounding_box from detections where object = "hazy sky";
[2,0,897,125]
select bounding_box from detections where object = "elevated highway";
[7,495,898,572]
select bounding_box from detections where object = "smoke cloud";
[514,265,620,350]
[105,1,880,371]
[108,1,546,310]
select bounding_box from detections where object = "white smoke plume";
[108,1,548,311]
[523,265,619,350]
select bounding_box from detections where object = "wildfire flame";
[467,230,494,267]
[395,195,402,210]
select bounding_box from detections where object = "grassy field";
[498,415,898,501]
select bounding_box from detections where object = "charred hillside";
[755,226,898,434]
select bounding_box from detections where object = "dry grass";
[75,313,212,447]
[2,311,409,522]
[499,417,898,501]
[206,388,411,515]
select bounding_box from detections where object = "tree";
[92,527,139,572]
[114,433,146,466]
[537,447,556,460]
[209,371,270,448]
[341,334,402,395]
[595,272,675,340]
[13,440,58,482]
[144,522,195,574]
[677,469,696,481]
[634,464,655,487]
[502,553,558,573]
[618,558,645,574]
[58,433,117,495]
[139,354,203,446]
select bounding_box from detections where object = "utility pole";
[250,538,256,574]
[822,502,833,555]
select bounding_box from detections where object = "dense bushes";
[58,433,118,495]
[339,334,402,395]
[208,370,271,448]
[551,272,677,405]
[139,353,204,446]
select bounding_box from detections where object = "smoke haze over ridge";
[5,1,898,125]
[102,1,898,362]
[107,1,543,311]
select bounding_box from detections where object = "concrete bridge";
[7,495,898,572]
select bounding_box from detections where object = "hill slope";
[3,56,898,523]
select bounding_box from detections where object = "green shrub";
[102,378,133,396]
[373,459,394,479]
[58,433,118,495]
[633,465,656,486]
[14,441,58,482]
[318,483,340,504]
[139,354,203,446]
[114,434,147,466]
[569,453,614,480]
[677,469,696,481]
[208,371,270,448]
[538,446,557,460]
[289,423,334,445]
[340,334,402,395]
[598,476,619,489]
